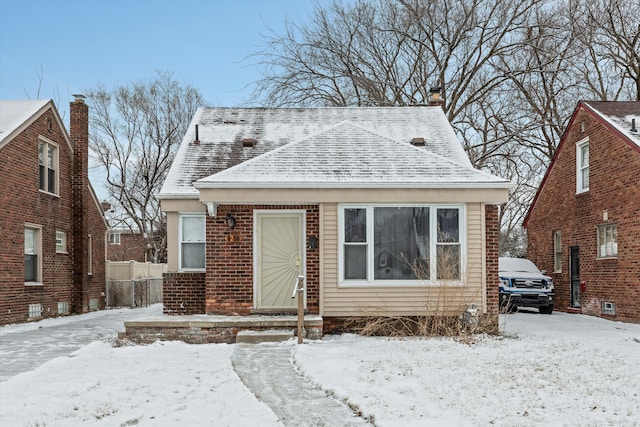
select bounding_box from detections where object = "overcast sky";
[0,0,317,111]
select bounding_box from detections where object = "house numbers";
[225,234,241,243]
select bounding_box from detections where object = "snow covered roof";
[159,106,509,198]
[195,121,509,189]
[0,99,53,147]
[584,101,640,149]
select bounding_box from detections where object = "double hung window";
[38,139,58,194]
[597,224,617,258]
[56,231,67,253]
[553,231,562,272]
[180,214,206,270]
[341,205,463,285]
[576,138,589,193]
[24,226,41,283]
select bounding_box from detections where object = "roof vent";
[242,138,256,148]
[411,137,426,146]
[193,124,200,145]
[631,118,637,133]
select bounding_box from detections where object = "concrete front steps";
[236,329,294,343]
[122,314,323,344]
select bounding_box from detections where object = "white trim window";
[179,214,206,270]
[576,138,589,193]
[56,230,67,253]
[553,230,562,272]
[340,205,464,285]
[109,232,121,245]
[38,138,59,195]
[597,224,617,258]
[24,225,42,283]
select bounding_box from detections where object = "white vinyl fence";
[106,261,167,308]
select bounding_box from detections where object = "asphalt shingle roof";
[584,101,640,149]
[159,106,509,198]
[0,100,50,146]
[195,121,508,189]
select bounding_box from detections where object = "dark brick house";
[524,101,640,322]
[107,228,148,262]
[0,96,108,325]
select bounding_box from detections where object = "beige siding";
[321,202,486,317]
[161,199,206,271]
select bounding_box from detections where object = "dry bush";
[345,245,499,339]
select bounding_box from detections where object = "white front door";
[255,211,305,310]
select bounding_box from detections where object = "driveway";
[0,305,161,381]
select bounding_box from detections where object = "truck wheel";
[539,305,554,314]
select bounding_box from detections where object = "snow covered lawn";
[1,309,639,426]
[294,310,640,426]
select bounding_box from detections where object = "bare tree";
[86,71,206,263]
[574,0,640,101]
[253,0,638,253]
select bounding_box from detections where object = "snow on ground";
[0,340,281,427]
[295,310,640,426]
[1,308,640,426]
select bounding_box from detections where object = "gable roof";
[159,106,507,198]
[582,101,640,150]
[195,121,509,189]
[523,100,640,228]
[0,99,71,149]
[0,98,109,229]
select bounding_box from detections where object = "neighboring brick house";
[107,228,148,262]
[157,107,511,331]
[524,101,640,322]
[0,96,108,325]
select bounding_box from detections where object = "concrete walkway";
[232,343,372,427]
[1,306,372,425]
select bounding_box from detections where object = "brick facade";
[485,204,500,319]
[0,99,107,325]
[107,231,148,262]
[162,204,320,316]
[163,272,206,314]
[525,103,640,322]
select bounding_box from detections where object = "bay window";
[340,205,464,285]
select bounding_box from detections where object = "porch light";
[226,214,236,230]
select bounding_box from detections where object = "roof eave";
[194,181,513,190]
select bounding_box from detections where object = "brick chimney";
[427,86,445,109]
[71,94,89,313]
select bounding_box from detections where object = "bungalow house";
[524,101,640,322]
[0,96,108,325]
[157,106,511,332]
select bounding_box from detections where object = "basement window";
[89,298,99,311]
[602,301,616,315]
[28,303,42,319]
[58,301,69,315]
